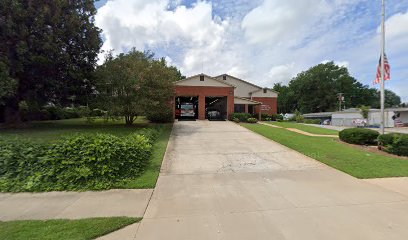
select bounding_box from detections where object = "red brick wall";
[175,86,234,120]
[252,97,278,115]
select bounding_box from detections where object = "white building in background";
[304,108,408,128]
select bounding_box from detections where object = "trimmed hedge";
[304,119,321,124]
[0,129,158,192]
[378,133,408,156]
[339,128,379,145]
[230,113,252,122]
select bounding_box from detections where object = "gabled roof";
[249,88,279,95]
[234,96,262,105]
[215,74,279,94]
[176,73,236,88]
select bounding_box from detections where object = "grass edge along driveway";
[0,217,140,240]
[241,123,408,179]
[265,121,339,135]
[115,124,173,189]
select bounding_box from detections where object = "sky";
[94,0,408,102]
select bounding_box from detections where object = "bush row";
[339,128,379,145]
[19,104,173,123]
[230,113,252,122]
[378,133,408,156]
[304,119,321,124]
[260,113,283,121]
[20,105,92,121]
[230,113,259,123]
[0,129,159,192]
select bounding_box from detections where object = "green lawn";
[0,217,140,240]
[242,123,408,178]
[266,121,339,135]
[0,118,173,190]
[0,118,151,143]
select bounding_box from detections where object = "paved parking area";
[135,121,408,240]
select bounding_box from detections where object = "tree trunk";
[3,98,21,126]
[125,115,135,125]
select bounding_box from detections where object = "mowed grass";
[241,123,408,178]
[267,121,339,135]
[0,118,173,189]
[0,118,150,143]
[0,217,140,240]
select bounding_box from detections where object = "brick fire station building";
[174,73,278,120]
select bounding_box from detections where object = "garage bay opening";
[175,96,198,120]
[206,96,227,120]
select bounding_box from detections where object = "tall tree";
[0,0,101,124]
[272,83,295,114]
[273,62,402,113]
[384,89,401,108]
[94,49,180,125]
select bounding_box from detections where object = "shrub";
[275,114,283,121]
[0,131,158,192]
[304,119,321,124]
[230,113,252,122]
[247,117,258,123]
[136,128,160,144]
[44,134,152,190]
[261,114,277,121]
[378,133,408,156]
[261,113,270,121]
[146,106,173,123]
[232,117,240,123]
[20,105,86,121]
[269,114,278,121]
[339,128,379,145]
[378,133,399,146]
[0,138,49,191]
[295,115,304,123]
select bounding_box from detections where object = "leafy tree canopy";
[0,0,101,124]
[94,49,181,125]
[273,62,401,113]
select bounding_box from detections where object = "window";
[223,75,227,80]
[200,75,204,81]
[234,104,245,113]
[263,88,267,93]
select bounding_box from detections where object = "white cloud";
[95,0,229,68]
[95,0,408,99]
[241,0,331,45]
[266,63,296,85]
[384,10,408,40]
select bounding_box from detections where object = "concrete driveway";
[135,121,408,240]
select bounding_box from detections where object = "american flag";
[373,54,390,84]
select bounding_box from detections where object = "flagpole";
[380,0,385,134]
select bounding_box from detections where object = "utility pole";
[380,0,386,134]
[338,93,343,111]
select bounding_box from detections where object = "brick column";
[198,95,206,120]
[244,104,249,113]
[258,105,261,120]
